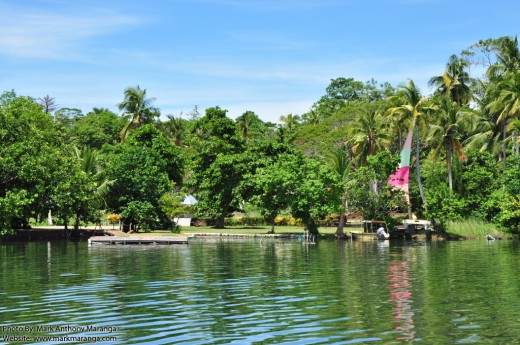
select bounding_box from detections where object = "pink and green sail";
[388,130,413,202]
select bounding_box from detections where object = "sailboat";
[388,130,431,236]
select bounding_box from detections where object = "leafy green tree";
[245,153,298,233]
[188,107,245,228]
[50,155,98,230]
[348,151,402,221]
[70,108,127,149]
[120,201,158,232]
[54,107,84,130]
[159,189,190,220]
[118,85,160,141]
[0,93,61,232]
[288,155,342,235]
[308,78,395,121]
[106,125,183,229]
[458,150,499,220]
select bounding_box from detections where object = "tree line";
[1,35,519,236]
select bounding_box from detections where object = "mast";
[389,130,413,218]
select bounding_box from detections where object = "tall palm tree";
[327,147,352,238]
[487,72,520,169]
[118,85,159,141]
[38,95,58,114]
[487,36,520,80]
[236,111,260,141]
[506,117,520,161]
[162,115,185,146]
[429,54,475,106]
[279,113,301,133]
[426,96,475,191]
[73,146,114,208]
[348,109,391,168]
[387,80,432,209]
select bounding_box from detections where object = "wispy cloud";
[189,0,346,11]
[0,3,141,59]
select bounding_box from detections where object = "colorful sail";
[389,130,413,202]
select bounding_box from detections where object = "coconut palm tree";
[327,147,352,238]
[348,109,391,168]
[162,115,185,146]
[487,72,520,170]
[386,80,433,209]
[236,111,261,141]
[487,36,520,80]
[426,95,475,191]
[429,54,475,106]
[73,146,114,208]
[279,113,301,133]
[118,86,159,141]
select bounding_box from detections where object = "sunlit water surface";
[2,238,520,344]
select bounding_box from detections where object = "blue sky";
[0,0,518,123]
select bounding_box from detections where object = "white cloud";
[0,3,141,59]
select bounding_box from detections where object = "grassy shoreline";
[23,220,514,241]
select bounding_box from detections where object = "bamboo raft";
[88,236,189,245]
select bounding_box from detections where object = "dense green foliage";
[2,35,520,235]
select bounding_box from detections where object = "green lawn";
[127,225,351,237]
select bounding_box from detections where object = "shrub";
[107,214,121,224]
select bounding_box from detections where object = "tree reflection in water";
[388,259,415,340]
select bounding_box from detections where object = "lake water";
[1,238,520,344]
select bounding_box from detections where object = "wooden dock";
[88,236,189,245]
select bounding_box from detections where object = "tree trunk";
[336,190,348,239]
[447,143,453,191]
[415,125,427,210]
[503,123,507,172]
[515,130,519,163]
[269,218,275,234]
[74,214,80,231]
[215,214,225,229]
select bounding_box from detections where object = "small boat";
[350,220,389,241]
[394,219,432,235]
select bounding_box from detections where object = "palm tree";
[327,147,352,238]
[387,80,432,209]
[236,111,260,140]
[38,95,58,114]
[487,36,520,80]
[506,117,520,161]
[162,115,185,146]
[348,109,391,168]
[279,113,301,133]
[429,54,475,105]
[118,86,159,141]
[73,146,114,208]
[487,72,520,170]
[426,96,475,191]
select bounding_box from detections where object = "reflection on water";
[1,239,520,344]
[388,258,415,340]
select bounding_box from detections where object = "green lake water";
[1,238,520,344]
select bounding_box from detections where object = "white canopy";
[182,194,198,205]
